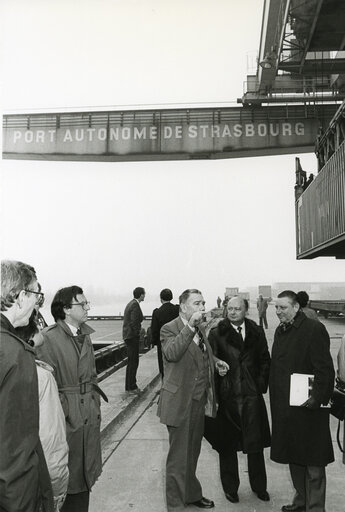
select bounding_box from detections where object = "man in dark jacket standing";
[0,260,53,512]
[151,288,179,377]
[123,287,145,393]
[270,290,334,512]
[37,285,105,512]
[207,296,271,504]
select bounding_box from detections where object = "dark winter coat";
[269,311,335,466]
[36,320,103,494]
[206,317,271,454]
[122,299,144,340]
[0,314,53,512]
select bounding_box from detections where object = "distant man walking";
[270,290,334,512]
[257,295,268,329]
[123,287,145,394]
[151,288,179,377]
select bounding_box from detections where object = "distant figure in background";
[37,285,106,512]
[337,335,345,465]
[123,287,145,393]
[151,288,179,377]
[296,291,319,321]
[257,295,268,329]
[217,296,222,308]
[206,296,271,504]
[0,260,53,512]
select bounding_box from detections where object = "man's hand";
[188,311,205,328]
[215,359,229,377]
[301,396,320,409]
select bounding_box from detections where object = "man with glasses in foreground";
[37,285,107,512]
[0,260,53,512]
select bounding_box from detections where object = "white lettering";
[98,128,107,141]
[110,128,119,140]
[233,124,242,137]
[175,126,182,139]
[48,130,56,142]
[75,129,84,142]
[222,125,232,137]
[200,125,208,137]
[122,127,131,140]
[282,123,292,136]
[245,124,255,136]
[36,130,45,143]
[134,127,146,139]
[188,125,198,138]
[295,122,304,136]
[150,126,158,139]
[257,123,267,137]
[25,131,34,143]
[164,126,173,139]
[269,123,279,136]
[63,129,73,142]
[87,128,95,141]
[211,125,220,138]
[13,131,22,144]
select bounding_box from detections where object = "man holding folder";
[269,290,334,512]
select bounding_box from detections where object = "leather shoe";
[225,492,239,503]
[190,497,215,508]
[256,490,270,501]
[281,505,306,512]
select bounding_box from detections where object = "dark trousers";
[157,341,164,377]
[61,491,90,512]
[166,397,206,511]
[125,337,140,390]
[219,450,267,494]
[259,312,268,329]
[289,463,326,512]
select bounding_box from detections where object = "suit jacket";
[151,302,179,346]
[157,316,217,427]
[122,299,144,340]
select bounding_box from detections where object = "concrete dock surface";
[91,305,344,512]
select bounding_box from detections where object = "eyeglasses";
[69,301,90,310]
[24,289,45,305]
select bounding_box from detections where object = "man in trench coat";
[37,285,106,512]
[270,290,334,512]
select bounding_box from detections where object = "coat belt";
[59,381,108,402]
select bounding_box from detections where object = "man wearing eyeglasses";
[0,260,53,512]
[37,285,106,512]
[206,296,271,505]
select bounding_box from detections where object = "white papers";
[290,373,314,406]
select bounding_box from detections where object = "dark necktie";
[195,327,206,352]
[76,328,82,335]
[237,326,243,340]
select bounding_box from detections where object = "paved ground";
[90,305,345,512]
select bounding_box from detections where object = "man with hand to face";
[269,290,334,512]
[157,289,229,512]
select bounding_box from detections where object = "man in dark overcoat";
[122,286,145,393]
[151,288,179,377]
[0,260,53,512]
[37,285,106,512]
[270,290,334,512]
[207,296,271,504]
[157,289,229,512]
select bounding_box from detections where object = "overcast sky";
[1,0,344,315]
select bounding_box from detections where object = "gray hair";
[1,260,37,311]
[179,289,202,305]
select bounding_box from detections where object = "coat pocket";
[162,381,179,394]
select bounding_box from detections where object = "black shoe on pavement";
[190,497,215,508]
[256,491,270,501]
[225,492,239,503]
[281,505,306,512]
